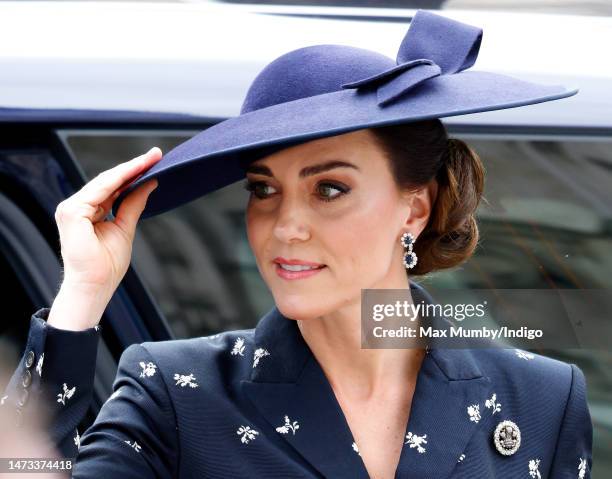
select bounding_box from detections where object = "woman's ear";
[402,179,438,235]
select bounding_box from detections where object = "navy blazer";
[2,281,593,478]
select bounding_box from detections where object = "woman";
[1,10,592,479]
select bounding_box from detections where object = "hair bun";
[416,136,486,274]
[370,121,486,276]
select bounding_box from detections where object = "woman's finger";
[75,147,162,208]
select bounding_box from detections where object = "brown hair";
[369,119,487,276]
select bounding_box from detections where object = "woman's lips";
[274,263,327,280]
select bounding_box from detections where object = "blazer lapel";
[394,345,494,478]
[394,282,495,479]
[241,303,369,478]
[241,281,494,479]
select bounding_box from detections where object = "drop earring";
[401,232,418,269]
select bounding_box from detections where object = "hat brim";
[112,70,577,219]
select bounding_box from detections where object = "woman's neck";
[296,278,425,402]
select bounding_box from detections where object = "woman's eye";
[243,180,350,202]
[317,182,350,202]
[243,180,276,199]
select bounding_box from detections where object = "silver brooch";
[493,420,521,456]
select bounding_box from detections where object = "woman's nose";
[273,196,310,243]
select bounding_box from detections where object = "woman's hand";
[46,147,162,331]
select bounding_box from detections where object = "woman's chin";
[273,296,328,321]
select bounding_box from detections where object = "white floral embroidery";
[352,441,360,455]
[528,458,542,478]
[405,431,428,454]
[36,352,44,377]
[74,429,80,451]
[467,404,481,423]
[515,349,535,360]
[275,415,300,435]
[237,425,259,444]
[124,439,142,452]
[458,453,466,463]
[173,373,199,388]
[485,393,502,414]
[57,383,76,405]
[252,348,270,368]
[578,457,587,478]
[231,338,246,356]
[139,361,157,378]
[0,395,7,406]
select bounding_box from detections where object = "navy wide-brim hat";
[112,9,578,220]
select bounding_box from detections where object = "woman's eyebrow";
[245,160,360,179]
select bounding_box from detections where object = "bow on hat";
[341,10,483,107]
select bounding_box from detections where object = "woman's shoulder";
[470,347,588,408]
[126,327,259,388]
[474,347,579,379]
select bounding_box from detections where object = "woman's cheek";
[245,212,268,264]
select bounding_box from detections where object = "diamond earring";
[401,232,418,269]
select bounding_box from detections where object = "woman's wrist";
[46,281,111,331]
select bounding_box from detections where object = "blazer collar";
[241,281,494,479]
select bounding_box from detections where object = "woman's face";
[244,128,434,321]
